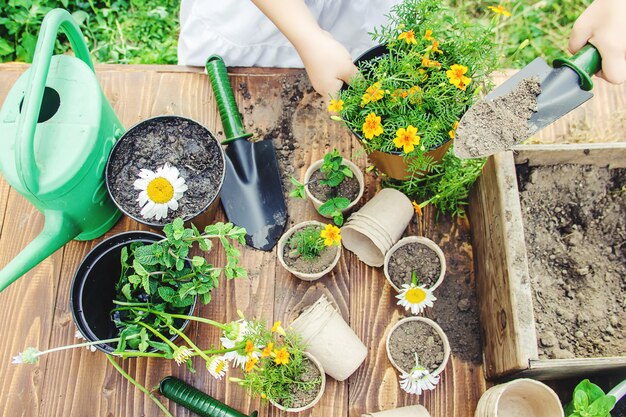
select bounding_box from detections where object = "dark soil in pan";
[517,163,626,359]
[388,319,445,373]
[307,169,360,203]
[281,356,322,409]
[107,117,223,225]
[387,242,441,289]
[455,77,540,158]
[282,225,339,274]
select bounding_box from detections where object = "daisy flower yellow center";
[405,287,428,304]
[320,224,341,246]
[393,125,420,154]
[146,177,174,204]
[362,112,384,140]
[396,283,436,315]
[446,64,471,91]
[215,360,226,374]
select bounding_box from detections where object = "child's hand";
[295,29,358,99]
[568,0,626,84]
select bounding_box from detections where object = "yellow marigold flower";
[361,82,384,106]
[421,56,441,68]
[430,40,443,54]
[362,112,384,140]
[274,347,290,365]
[245,356,258,373]
[488,5,511,16]
[393,125,420,154]
[262,342,274,358]
[245,339,255,356]
[271,321,281,332]
[327,99,344,113]
[398,30,417,44]
[320,224,341,246]
[423,29,434,41]
[412,201,423,216]
[448,121,459,139]
[446,64,471,91]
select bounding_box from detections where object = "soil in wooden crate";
[284,356,322,409]
[388,320,445,373]
[283,225,339,274]
[517,163,626,359]
[108,117,223,224]
[387,242,441,289]
[455,77,540,158]
[308,169,360,203]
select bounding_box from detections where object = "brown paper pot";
[386,317,451,376]
[383,236,446,293]
[362,405,431,417]
[290,295,367,381]
[277,221,341,281]
[269,352,326,413]
[304,158,365,216]
[474,379,564,417]
[341,188,413,267]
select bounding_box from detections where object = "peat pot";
[269,352,326,413]
[362,405,431,417]
[106,116,225,229]
[303,157,364,216]
[290,295,367,381]
[383,236,446,293]
[70,231,194,353]
[474,379,564,417]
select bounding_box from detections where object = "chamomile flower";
[221,320,253,369]
[207,355,228,380]
[134,163,188,220]
[12,347,41,364]
[399,363,440,395]
[396,283,436,315]
[173,346,193,365]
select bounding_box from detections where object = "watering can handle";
[16,9,95,195]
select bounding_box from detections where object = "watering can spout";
[0,211,80,292]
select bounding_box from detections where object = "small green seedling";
[288,225,326,260]
[318,197,350,226]
[320,148,353,187]
[564,379,616,417]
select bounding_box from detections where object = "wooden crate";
[469,143,626,380]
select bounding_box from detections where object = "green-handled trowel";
[454,44,601,159]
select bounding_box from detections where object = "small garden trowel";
[205,55,287,251]
[454,44,601,158]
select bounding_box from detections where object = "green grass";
[0,0,589,67]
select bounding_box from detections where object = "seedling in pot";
[288,223,341,260]
[396,271,436,315]
[565,378,626,417]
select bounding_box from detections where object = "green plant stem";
[111,305,227,330]
[106,355,174,417]
[116,346,241,359]
[137,322,179,351]
[37,335,138,357]
[167,324,211,363]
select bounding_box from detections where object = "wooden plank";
[468,153,538,380]
[513,143,626,168]
[526,358,626,380]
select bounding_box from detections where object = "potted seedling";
[230,322,326,413]
[383,236,446,314]
[277,221,342,281]
[289,295,368,382]
[386,316,450,395]
[564,378,626,417]
[290,148,364,226]
[106,116,225,228]
[331,0,499,217]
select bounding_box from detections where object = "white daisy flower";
[220,320,253,369]
[399,364,440,395]
[396,283,436,315]
[133,163,188,220]
[207,356,229,380]
[173,346,194,365]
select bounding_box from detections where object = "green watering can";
[0,9,124,292]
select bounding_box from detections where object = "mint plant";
[319,148,354,187]
[564,379,619,417]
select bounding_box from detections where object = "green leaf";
[138,328,149,352]
[120,246,129,265]
[133,244,159,265]
[333,213,344,226]
[147,341,172,356]
[157,286,176,303]
[195,284,211,294]
[342,167,354,178]
[588,396,616,417]
[176,258,185,271]
[128,274,141,285]
[121,283,132,300]
[141,274,151,295]
[192,256,205,267]
[133,259,148,276]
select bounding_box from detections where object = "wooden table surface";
[0,63,624,417]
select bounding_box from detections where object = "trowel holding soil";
[205,55,287,251]
[454,44,601,159]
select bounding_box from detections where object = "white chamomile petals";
[207,356,229,380]
[399,366,440,395]
[133,163,188,221]
[396,283,436,315]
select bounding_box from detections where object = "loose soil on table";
[308,169,360,203]
[283,356,322,409]
[388,320,445,373]
[517,163,626,359]
[108,117,223,225]
[455,77,540,159]
[282,225,339,274]
[387,242,441,289]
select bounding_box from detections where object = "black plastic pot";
[70,231,194,354]
[105,115,226,229]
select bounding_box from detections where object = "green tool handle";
[205,55,253,145]
[16,8,95,195]
[553,43,601,91]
